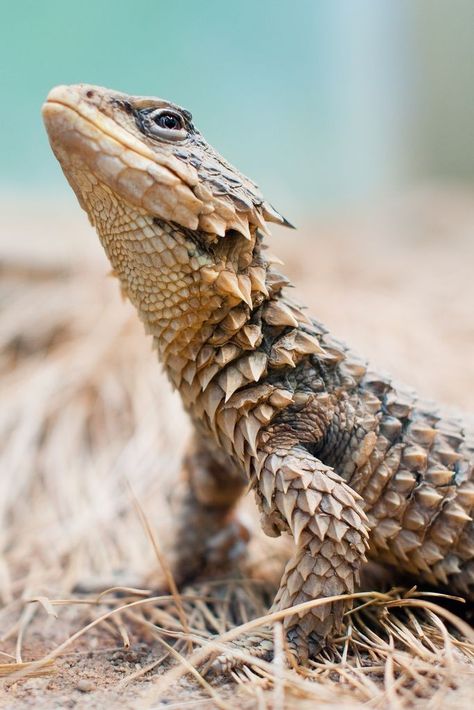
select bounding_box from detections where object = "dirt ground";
[0,184,473,708]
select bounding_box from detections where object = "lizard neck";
[95,194,338,474]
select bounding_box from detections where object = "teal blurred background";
[1,0,473,217]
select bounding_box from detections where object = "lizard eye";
[154,111,182,130]
[142,108,187,142]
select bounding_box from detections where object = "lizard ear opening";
[262,203,295,229]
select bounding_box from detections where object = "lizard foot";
[204,630,275,677]
[204,625,326,676]
[155,514,252,590]
[202,516,251,573]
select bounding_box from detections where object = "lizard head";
[42,84,292,360]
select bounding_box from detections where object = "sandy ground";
[0,184,473,708]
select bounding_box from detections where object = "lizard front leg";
[169,436,249,586]
[255,443,370,662]
[211,442,370,672]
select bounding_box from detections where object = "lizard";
[42,83,474,668]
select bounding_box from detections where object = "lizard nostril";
[86,90,94,99]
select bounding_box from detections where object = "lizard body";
[43,84,474,665]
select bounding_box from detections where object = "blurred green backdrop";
[1,0,473,217]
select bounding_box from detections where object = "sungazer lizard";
[43,84,474,669]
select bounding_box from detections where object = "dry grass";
[0,186,473,708]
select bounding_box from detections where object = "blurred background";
[0,3,474,704]
[0,0,473,214]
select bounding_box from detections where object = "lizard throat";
[89,190,271,385]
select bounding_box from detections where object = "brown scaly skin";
[43,84,474,669]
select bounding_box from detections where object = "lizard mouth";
[43,88,158,164]
[42,85,197,179]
